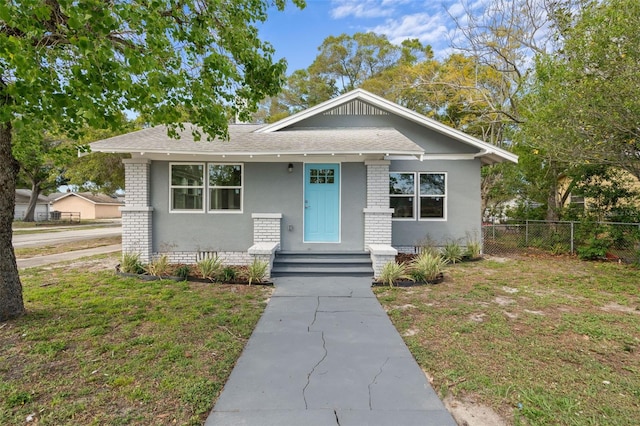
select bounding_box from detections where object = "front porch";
[120,158,397,278]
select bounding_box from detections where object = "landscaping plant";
[378,261,412,287]
[246,259,268,285]
[144,254,171,277]
[410,252,447,282]
[195,255,223,281]
[464,238,482,260]
[120,252,144,274]
[441,240,463,264]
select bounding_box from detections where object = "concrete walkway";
[205,276,457,426]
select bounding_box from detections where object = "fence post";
[525,220,529,246]
[570,222,575,254]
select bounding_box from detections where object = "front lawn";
[375,255,640,425]
[1,255,271,425]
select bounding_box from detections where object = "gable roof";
[15,189,49,204]
[90,89,517,165]
[258,89,517,165]
[52,192,123,205]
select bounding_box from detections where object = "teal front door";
[304,163,340,242]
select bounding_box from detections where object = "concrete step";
[271,252,373,277]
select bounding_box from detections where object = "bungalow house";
[50,192,124,220]
[14,189,50,221]
[90,89,517,277]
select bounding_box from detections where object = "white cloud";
[330,0,395,19]
[368,12,451,48]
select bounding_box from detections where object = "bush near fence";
[483,220,640,263]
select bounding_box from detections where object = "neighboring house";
[14,189,50,221]
[51,192,124,220]
[90,89,517,276]
[560,171,640,215]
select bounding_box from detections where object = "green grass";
[1,256,271,425]
[375,255,640,425]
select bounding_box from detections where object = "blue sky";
[258,0,479,74]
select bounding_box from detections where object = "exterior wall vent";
[323,99,389,116]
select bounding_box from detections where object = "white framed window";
[208,164,243,212]
[389,172,415,219]
[170,163,205,212]
[389,172,447,220]
[419,172,446,220]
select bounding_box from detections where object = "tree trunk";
[23,181,41,222]
[0,122,25,322]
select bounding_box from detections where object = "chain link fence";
[483,220,640,263]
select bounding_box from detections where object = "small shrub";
[220,266,237,282]
[577,237,610,260]
[378,261,412,287]
[145,254,171,277]
[196,256,223,281]
[121,252,144,274]
[465,238,482,259]
[410,252,447,282]
[174,264,191,281]
[246,259,268,285]
[441,241,463,264]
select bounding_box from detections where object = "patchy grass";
[375,255,640,425]
[15,236,122,258]
[1,256,270,425]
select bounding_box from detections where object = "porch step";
[271,252,373,277]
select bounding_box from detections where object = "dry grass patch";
[375,255,640,425]
[15,236,122,258]
[1,254,270,425]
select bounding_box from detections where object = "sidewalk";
[17,244,121,269]
[205,276,456,426]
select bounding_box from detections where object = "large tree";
[0,0,304,321]
[12,124,76,222]
[526,0,640,181]
[309,32,401,93]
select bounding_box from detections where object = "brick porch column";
[121,158,154,263]
[364,160,394,246]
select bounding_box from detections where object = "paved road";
[13,225,122,248]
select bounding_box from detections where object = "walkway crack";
[334,409,341,425]
[368,357,390,409]
[302,331,327,409]
[308,296,320,332]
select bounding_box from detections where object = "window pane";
[172,188,203,210]
[171,165,203,186]
[209,165,241,186]
[420,197,444,218]
[420,173,445,196]
[210,188,241,210]
[391,197,414,218]
[389,173,414,195]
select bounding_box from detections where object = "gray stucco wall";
[150,161,366,253]
[390,159,482,248]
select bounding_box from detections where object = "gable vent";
[323,99,389,116]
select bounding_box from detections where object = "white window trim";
[169,162,244,214]
[169,162,206,213]
[418,171,447,222]
[208,163,244,214]
[389,171,447,221]
[389,172,416,221]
